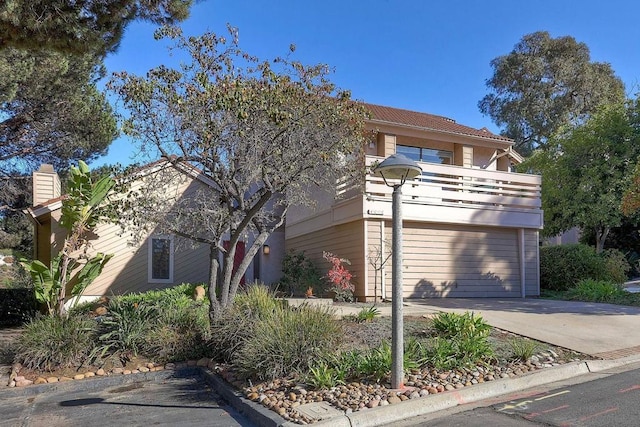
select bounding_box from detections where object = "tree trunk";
[207,244,222,322]
[229,231,270,299]
[595,226,610,254]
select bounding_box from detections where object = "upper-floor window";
[397,145,453,165]
[148,235,174,283]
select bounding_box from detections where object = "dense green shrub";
[279,250,323,296]
[235,303,343,380]
[0,288,37,326]
[431,311,491,339]
[14,314,97,371]
[601,249,631,285]
[426,312,494,369]
[540,244,630,291]
[566,279,627,303]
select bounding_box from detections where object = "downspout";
[381,221,386,300]
[519,228,526,298]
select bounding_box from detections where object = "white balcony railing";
[360,156,541,212]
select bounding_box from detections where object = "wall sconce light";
[263,245,270,255]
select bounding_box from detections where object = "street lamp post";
[373,154,422,389]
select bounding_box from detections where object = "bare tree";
[109,26,368,319]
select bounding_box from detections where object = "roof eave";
[367,118,514,148]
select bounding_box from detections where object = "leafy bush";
[426,312,494,369]
[305,360,346,389]
[279,250,323,296]
[0,288,37,326]
[601,249,631,285]
[235,303,343,381]
[566,279,627,303]
[431,312,491,339]
[323,251,355,302]
[540,244,630,291]
[14,314,97,371]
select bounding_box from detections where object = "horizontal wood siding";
[81,169,213,296]
[524,229,540,296]
[286,221,365,300]
[380,222,522,298]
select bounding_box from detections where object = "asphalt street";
[390,363,640,427]
[0,374,255,427]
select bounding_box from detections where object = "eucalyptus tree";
[109,27,368,319]
[480,31,625,155]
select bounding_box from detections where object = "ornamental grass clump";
[14,314,97,371]
[208,283,284,363]
[234,303,343,381]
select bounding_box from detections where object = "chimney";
[32,164,61,206]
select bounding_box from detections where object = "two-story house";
[286,103,543,301]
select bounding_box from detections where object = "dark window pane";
[152,238,171,280]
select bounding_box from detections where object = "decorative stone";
[59,377,73,382]
[165,363,176,370]
[34,377,47,385]
[112,368,124,374]
[138,367,149,373]
[123,370,132,375]
[73,374,85,380]
[85,372,95,377]
[387,395,401,404]
[16,378,33,387]
[47,377,59,383]
[96,369,106,376]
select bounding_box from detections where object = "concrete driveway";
[403,298,640,359]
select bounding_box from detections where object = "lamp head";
[373,153,422,186]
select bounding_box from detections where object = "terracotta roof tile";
[363,103,513,143]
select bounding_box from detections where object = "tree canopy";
[479,31,625,156]
[521,101,640,252]
[0,0,193,56]
[109,27,368,318]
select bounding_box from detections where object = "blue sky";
[93,0,640,167]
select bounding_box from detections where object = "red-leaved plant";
[323,251,355,302]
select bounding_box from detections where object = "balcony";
[287,156,543,237]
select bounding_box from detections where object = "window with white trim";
[148,235,174,283]
[397,145,453,165]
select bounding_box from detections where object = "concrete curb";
[304,355,640,427]
[200,369,289,427]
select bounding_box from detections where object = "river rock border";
[4,358,216,388]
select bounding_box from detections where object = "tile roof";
[363,103,513,143]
